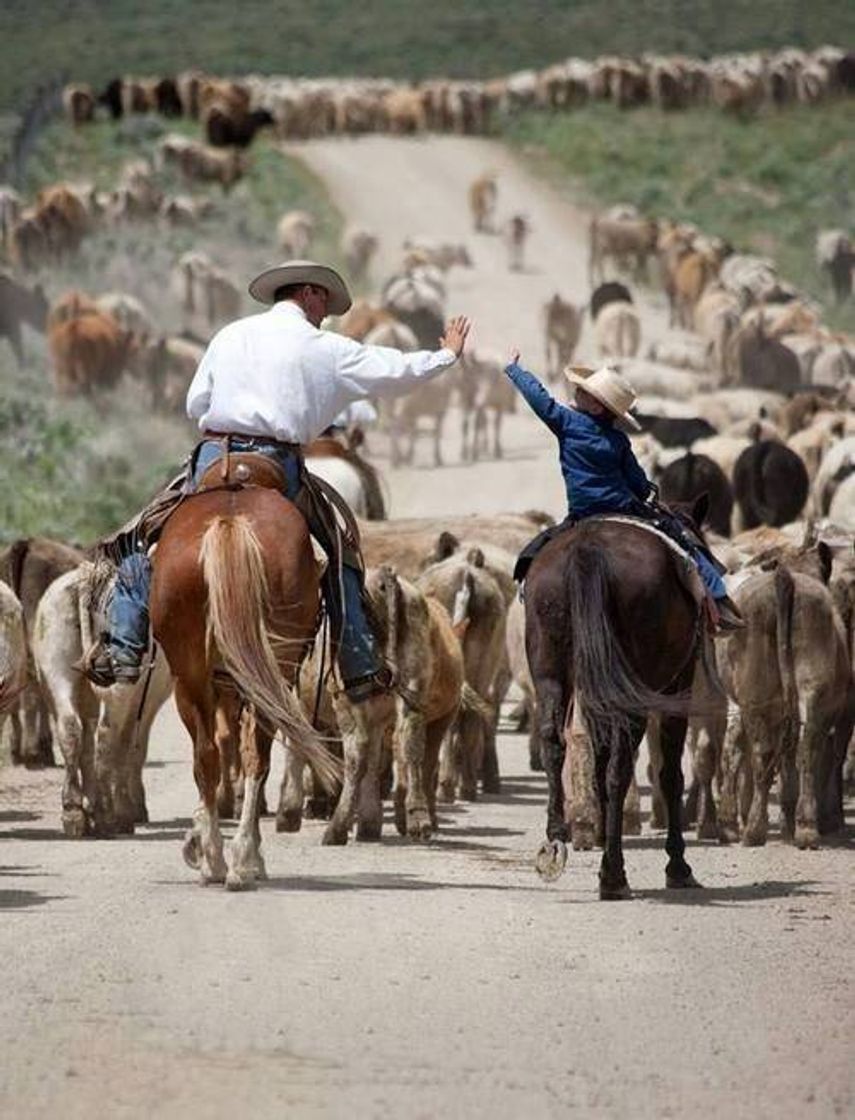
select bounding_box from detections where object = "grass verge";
[502,101,855,332]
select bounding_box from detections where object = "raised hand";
[509,348,520,366]
[440,315,471,358]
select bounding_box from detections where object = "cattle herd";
[0,52,853,884]
[59,44,855,140]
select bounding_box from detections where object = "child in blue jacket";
[507,355,744,631]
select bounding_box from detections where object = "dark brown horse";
[150,467,340,889]
[524,500,712,899]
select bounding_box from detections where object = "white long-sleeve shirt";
[186,301,456,443]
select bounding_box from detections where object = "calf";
[32,563,172,837]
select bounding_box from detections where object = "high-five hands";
[440,316,472,358]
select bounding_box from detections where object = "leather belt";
[202,429,302,453]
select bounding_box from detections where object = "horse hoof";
[481,778,501,795]
[666,873,703,889]
[437,782,456,804]
[741,830,767,848]
[535,839,567,882]
[322,825,348,846]
[182,831,202,870]
[717,824,739,845]
[275,810,302,834]
[599,883,632,901]
[62,809,87,839]
[696,821,718,842]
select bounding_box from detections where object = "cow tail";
[774,566,799,759]
[199,514,341,793]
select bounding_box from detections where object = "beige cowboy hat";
[564,364,641,432]
[248,259,352,315]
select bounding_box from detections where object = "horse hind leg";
[177,686,226,884]
[598,719,640,900]
[534,680,570,881]
[227,707,271,890]
[660,707,702,888]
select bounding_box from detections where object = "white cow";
[32,563,172,838]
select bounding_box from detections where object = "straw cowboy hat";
[248,259,352,315]
[565,364,641,431]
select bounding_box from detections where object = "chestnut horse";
[150,476,340,889]
[524,501,713,899]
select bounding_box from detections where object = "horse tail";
[565,541,690,732]
[774,565,799,756]
[199,513,341,793]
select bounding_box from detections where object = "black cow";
[733,440,809,529]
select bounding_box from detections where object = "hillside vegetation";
[0,117,342,544]
[503,101,855,332]
[2,0,855,112]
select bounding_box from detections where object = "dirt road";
[1,136,853,1120]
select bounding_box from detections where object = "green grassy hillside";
[503,100,855,332]
[2,0,854,112]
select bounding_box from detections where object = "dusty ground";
[1,136,853,1120]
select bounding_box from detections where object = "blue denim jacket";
[506,362,653,518]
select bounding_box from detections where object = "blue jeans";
[108,439,382,682]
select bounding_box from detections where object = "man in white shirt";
[98,260,470,702]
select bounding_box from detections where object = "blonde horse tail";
[199,514,341,793]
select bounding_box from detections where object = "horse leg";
[214,701,237,819]
[480,704,502,795]
[717,705,744,843]
[534,679,569,880]
[276,742,306,832]
[324,694,369,845]
[227,707,270,889]
[176,684,226,883]
[458,709,481,802]
[646,715,667,830]
[599,721,639,900]
[660,706,701,888]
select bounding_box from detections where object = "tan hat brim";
[565,371,642,432]
[248,260,352,315]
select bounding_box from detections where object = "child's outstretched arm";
[505,351,567,435]
[622,440,656,502]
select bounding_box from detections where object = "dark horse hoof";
[599,882,632,901]
[666,872,704,889]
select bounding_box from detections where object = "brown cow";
[49,306,135,396]
[63,84,95,125]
